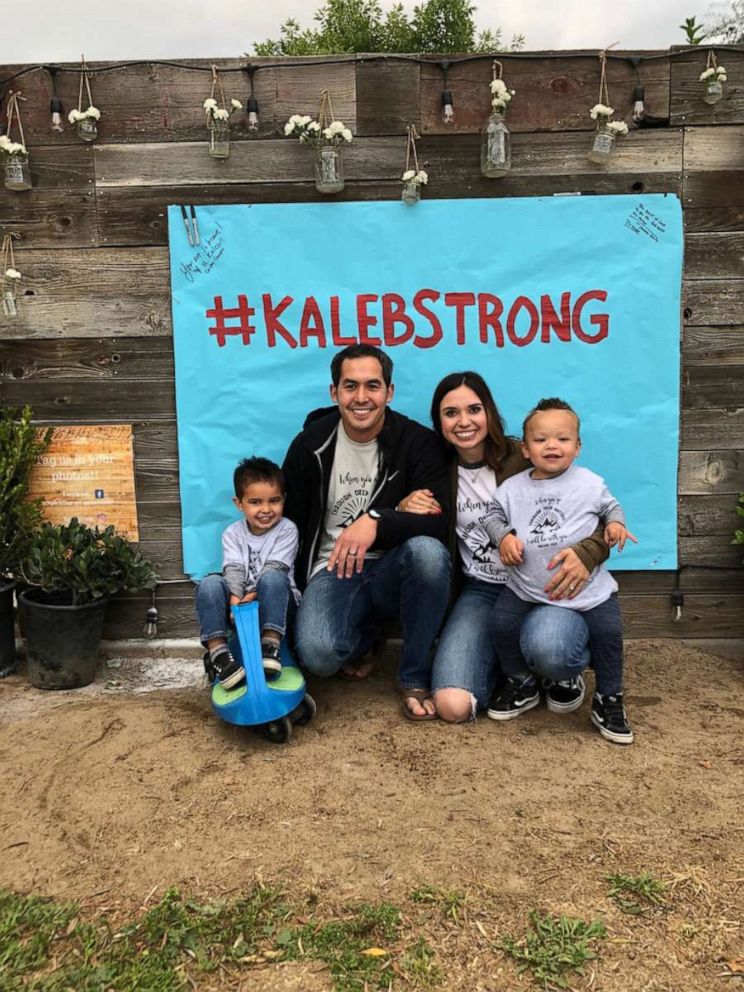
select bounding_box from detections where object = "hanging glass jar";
[700,52,726,106]
[208,118,231,159]
[1,236,22,320]
[402,178,421,205]
[77,117,98,142]
[702,77,724,104]
[2,285,18,318]
[587,122,616,164]
[315,144,344,194]
[481,112,512,178]
[4,153,32,191]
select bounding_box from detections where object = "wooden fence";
[1,48,743,641]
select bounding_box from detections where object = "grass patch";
[607,872,667,914]
[410,885,466,923]
[498,910,606,989]
[1,888,442,992]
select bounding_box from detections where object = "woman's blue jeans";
[492,586,624,696]
[195,570,295,645]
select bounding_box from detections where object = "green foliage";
[0,406,52,578]
[679,15,707,43]
[733,492,744,549]
[498,910,606,989]
[252,0,524,55]
[21,517,157,605]
[705,1,744,43]
[410,884,466,923]
[400,935,442,987]
[607,872,667,914]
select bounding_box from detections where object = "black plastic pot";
[21,588,108,689]
[0,577,16,678]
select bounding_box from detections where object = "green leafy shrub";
[0,406,52,578]
[20,517,156,605]
[733,493,744,551]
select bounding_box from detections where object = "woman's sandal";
[398,686,437,722]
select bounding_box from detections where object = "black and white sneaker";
[487,675,540,721]
[544,674,586,714]
[261,641,282,680]
[210,647,245,690]
[591,692,634,745]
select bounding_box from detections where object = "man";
[282,344,451,719]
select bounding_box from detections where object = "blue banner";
[169,195,683,578]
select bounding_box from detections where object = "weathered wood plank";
[679,493,741,534]
[670,46,744,126]
[681,408,744,450]
[419,51,671,135]
[134,461,180,502]
[93,130,682,189]
[96,171,682,247]
[679,449,744,495]
[0,381,175,420]
[0,250,170,340]
[683,170,744,234]
[684,280,744,325]
[680,535,744,567]
[0,336,173,379]
[679,566,744,590]
[0,189,97,249]
[133,422,178,460]
[0,58,357,144]
[683,325,744,364]
[683,124,744,171]
[355,57,420,135]
[685,233,744,280]
[682,363,744,408]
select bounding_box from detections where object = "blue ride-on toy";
[206,601,315,744]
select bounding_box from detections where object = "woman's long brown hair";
[430,371,509,474]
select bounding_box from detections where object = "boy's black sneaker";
[210,647,245,690]
[261,641,282,680]
[591,692,634,745]
[487,675,540,721]
[544,674,585,714]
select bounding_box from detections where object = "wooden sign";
[27,425,139,541]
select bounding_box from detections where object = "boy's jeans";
[492,587,624,696]
[295,536,451,689]
[195,570,296,645]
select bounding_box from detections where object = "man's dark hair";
[522,397,581,439]
[330,344,393,387]
[234,456,285,498]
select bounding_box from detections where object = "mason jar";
[401,179,421,205]
[587,123,616,164]
[702,79,724,105]
[315,145,344,194]
[2,289,18,318]
[77,118,99,142]
[208,119,230,159]
[480,113,512,178]
[4,155,32,191]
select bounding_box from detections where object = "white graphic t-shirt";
[312,426,381,577]
[456,462,507,584]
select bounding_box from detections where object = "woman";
[398,372,608,723]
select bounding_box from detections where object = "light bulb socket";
[441,89,453,108]
[632,84,645,102]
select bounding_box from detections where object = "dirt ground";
[1,639,743,991]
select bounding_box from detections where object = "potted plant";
[0,406,52,677]
[19,518,156,689]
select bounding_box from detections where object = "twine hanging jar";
[481,60,514,178]
[203,66,242,159]
[314,91,346,194]
[68,57,101,142]
[1,235,22,319]
[1,92,32,191]
[400,125,427,205]
[587,50,628,165]
[700,50,726,105]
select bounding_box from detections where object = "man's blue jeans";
[195,570,296,645]
[295,536,451,689]
[492,587,624,696]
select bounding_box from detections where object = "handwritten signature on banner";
[180,224,225,284]
[625,203,667,242]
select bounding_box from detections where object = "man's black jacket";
[282,407,450,589]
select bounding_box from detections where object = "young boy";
[484,398,635,744]
[195,457,300,689]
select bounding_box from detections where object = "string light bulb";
[247,94,259,131]
[632,83,645,123]
[50,96,64,132]
[439,60,454,125]
[143,589,159,638]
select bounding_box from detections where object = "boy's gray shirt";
[484,464,624,611]
[221,516,300,603]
